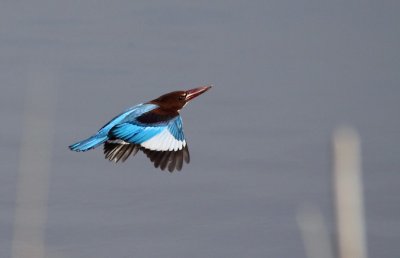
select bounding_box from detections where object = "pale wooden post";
[12,66,57,258]
[333,127,367,258]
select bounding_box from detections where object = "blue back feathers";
[69,103,185,151]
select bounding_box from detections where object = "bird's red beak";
[185,85,212,102]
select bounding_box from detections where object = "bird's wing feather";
[108,116,186,151]
[107,113,189,172]
[140,116,186,151]
[109,123,165,143]
[139,116,189,172]
[98,103,158,134]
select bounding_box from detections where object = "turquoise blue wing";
[106,115,190,172]
[109,123,166,144]
[139,116,190,172]
[98,103,158,135]
[108,116,185,149]
[167,116,185,141]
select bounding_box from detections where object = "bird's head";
[150,85,212,112]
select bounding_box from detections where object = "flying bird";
[69,85,212,172]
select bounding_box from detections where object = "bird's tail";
[69,134,108,152]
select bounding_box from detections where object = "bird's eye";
[179,94,186,101]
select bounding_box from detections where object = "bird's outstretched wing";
[104,115,190,172]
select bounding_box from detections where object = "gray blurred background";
[1,1,399,257]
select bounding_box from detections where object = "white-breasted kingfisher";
[69,85,212,172]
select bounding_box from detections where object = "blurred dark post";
[11,66,57,258]
[333,127,367,258]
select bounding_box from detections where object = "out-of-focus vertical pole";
[333,127,367,258]
[296,204,334,258]
[11,66,57,258]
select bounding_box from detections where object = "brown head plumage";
[149,85,212,112]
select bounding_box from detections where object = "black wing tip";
[141,145,190,173]
[103,142,139,163]
[102,141,190,172]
